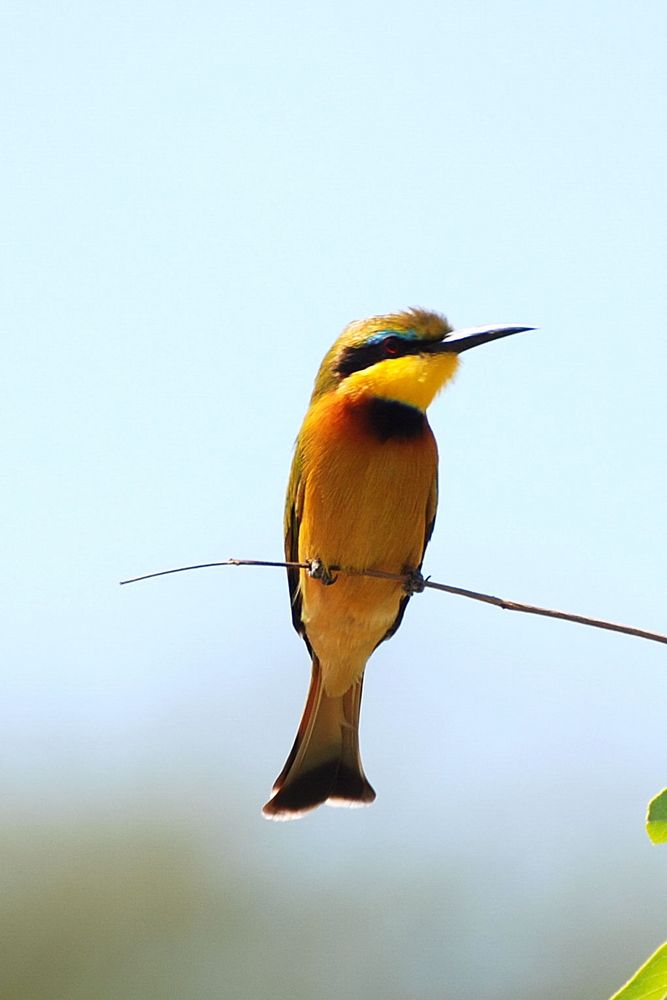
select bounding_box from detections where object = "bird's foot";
[308,559,338,586]
[403,569,428,595]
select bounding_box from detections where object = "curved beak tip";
[439,324,536,354]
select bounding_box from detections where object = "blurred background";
[2,1,666,997]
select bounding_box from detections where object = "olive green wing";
[422,464,438,554]
[284,447,308,641]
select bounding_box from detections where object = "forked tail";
[262,657,376,820]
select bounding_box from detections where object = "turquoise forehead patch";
[365,328,418,346]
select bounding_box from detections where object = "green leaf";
[646,789,667,844]
[610,942,667,1000]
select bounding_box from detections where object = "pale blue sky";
[2,2,666,997]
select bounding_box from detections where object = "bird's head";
[310,308,532,411]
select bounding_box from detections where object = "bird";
[262,308,531,820]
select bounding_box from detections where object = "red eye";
[383,336,402,357]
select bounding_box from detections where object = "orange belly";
[296,393,438,695]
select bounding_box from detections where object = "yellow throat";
[341,351,459,412]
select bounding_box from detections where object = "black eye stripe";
[336,343,383,377]
[336,335,415,377]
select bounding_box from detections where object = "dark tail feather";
[262,658,375,820]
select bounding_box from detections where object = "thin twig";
[119,558,667,647]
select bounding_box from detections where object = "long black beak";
[428,324,534,354]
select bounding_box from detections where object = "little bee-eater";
[263,308,531,820]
